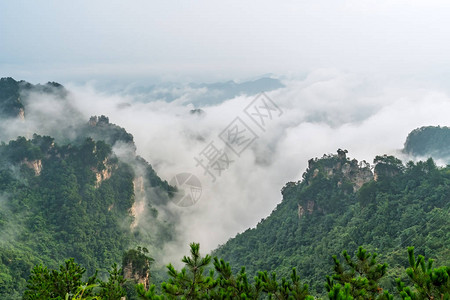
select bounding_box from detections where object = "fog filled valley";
[0,74,449,299]
[1,1,450,298]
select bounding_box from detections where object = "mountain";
[0,77,25,119]
[188,77,285,105]
[2,77,449,298]
[0,77,68,119]
[103,77,284,106]
[213,148,450,295]
[403,126,450,161]
[0,78,177,299]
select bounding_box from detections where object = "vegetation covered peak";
[403,125,450,160]
[214,150,450,295]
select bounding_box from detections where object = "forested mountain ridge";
[0,134,176,298]
[403,126,450,161]
[1,78,449,298]
[0,77,67,120]
[214,149,450,295]
[0,77,25,119]
[0,78,177,299]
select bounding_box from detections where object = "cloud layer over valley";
[2,70,448,261]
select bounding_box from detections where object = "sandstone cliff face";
[134,176,145,194]
[94,168,112,187]
[93,159,116,188]
[130,176,146,229]
[329,160,373,191]
[123,261,150,290]
[298,200,315,217]
[307,150,373,191]
[18,107,25,120]
[297,150,374,217]
[22,158,42,176]
[122,248,153,292]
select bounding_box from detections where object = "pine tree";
[213,258,261,299]
[396,247,450,300]
[23,258,97,300]
[98,263,126,299]
[255,268,313,300]
[160,242,215,299]
[326,246,392,299]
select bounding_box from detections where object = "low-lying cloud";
[3,69,450,262]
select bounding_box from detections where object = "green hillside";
[1,78,449,299]
[213,150,450,296]
[0,78,177,299]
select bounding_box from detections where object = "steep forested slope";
[214,150,450,295]
[0,78,176,299]
[2,77,449,298]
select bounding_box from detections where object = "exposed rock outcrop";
[93,158,116,188]
[298,200,315,217]
[130,176,146,229]
[122,248,153,291]
[123,261,150,290]
[294,150,375,217]
[18,107,25,120]
[307,149,373,192]
[22,158,42,176]
[94,168,112,187]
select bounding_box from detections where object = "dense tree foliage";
[403,126,450,159]
[396,247,450,300]
[325,247,392,299]
[21,243,449,299]
[0,77,25,118]
[0,134,175,299]
[214,151,450,296]
[0,77,68,119]
[1,78,448,299]
[23,258,97,300]
[0,77,175,298]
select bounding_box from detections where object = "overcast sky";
[2,0,450,84]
